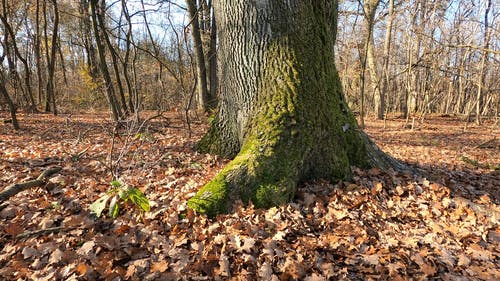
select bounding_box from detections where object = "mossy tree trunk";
[189,0,407,217]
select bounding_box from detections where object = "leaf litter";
[0,112,498,280]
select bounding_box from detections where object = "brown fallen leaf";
[150,260,169,273]
[76,240,95,256]
[48,248,65,265]
[5,222,23,236]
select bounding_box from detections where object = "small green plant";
[89,180,150,219]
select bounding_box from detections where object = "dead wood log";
[0,166,62,202]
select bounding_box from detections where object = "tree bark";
[0,2,37,113]
[90,0,122,121]
[381,0,394,119]
[363,0,383,120]
[96,0,129,115]
[189,0,407,217]
[0,73,19,130]
[121,0,136,112]
[0,167,61,202]
[45,0,59,115]
[475,0,492,125]
[186,0,211,111]
[207,2,218,101]
[35,0,44,106]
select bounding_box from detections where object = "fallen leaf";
[76,241,95,256]
[467,244,492,261]
[372,182,383,195]
[238,237,256,253]
[258,262,274,280]
[5,223,23,236]
[150,260,169,273]
[48,248,65,265]
[218,254,230,277]
[21,247,39,259]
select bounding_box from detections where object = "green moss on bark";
[188,135,301,216]
[188,1,406,217]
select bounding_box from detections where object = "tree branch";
[0,166,62,202]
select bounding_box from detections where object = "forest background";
[0,0,498,124]
[0,0,499,280]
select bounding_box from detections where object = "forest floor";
[0,111,499,280]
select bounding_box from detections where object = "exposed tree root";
[0,166,62,203]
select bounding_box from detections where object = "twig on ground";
[474,137,497,149]
[16,226,77,239]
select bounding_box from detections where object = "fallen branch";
[0,166,62,202]
[16,226,76,239]
[474,137,497,149]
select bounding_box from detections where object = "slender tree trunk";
[0,0,37,113]
[90,0,122,121]
[34,0,43,106]
[207,4,218,101]
[121,0,136,112]
[45,0,59,115]
[475,0,492,125]
[79,0,99,79]
[0,74,19,130]
[96,0,128,115]
[381,0,394,119]
[189,0,408,217]
[363,0,383,119]
[186,0,210,111]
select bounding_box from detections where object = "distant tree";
[186,0,210,111]
[90,0,123,121]
[44,0,59,114]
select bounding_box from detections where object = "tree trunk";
[35,0,44,106]
[0,73,19,130]
[207,3,218,101]
[121,0,136,112]
[363,0,383,120]
[45,0,59,115]
[189,0,407,217]
[96,0,129,115]
[79,0,99,79]
[381,0,394,119]
[90,0,122,121]
[0,3,37,113]
[475,0,491,125]
[186,0,211,111]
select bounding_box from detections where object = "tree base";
[188,137,300,217]
[188,130,413,217]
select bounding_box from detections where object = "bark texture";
[189,0,406,217]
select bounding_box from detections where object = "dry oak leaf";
[21,247,39,259]
[372,182,383,195]
[150,260,169,273]
[75,263,92,276]
[411,252,437,276]
[76,240,95,256]
[237,237,256,253]
[5,222,23,236]
[467,244,492,261]
[258,261,276,280]
[457,254,471,267]
[125,264,136,279]
[280,256,306,279]
[362,254,380,266]
[218,254,231,277]
[48,248,65,265]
